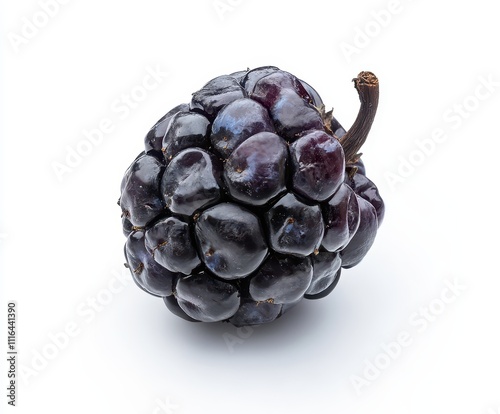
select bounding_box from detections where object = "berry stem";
[339,71,379,164]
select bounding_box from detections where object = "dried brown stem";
[339,71,379,164]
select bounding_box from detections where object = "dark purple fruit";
[304,268,341,300]
[122,216,133,236]
[305,251,342,297]
[161,148,222,216]
[145,217,200,275]
[195,203,268,279]
[210,98,275,158]
[228,299,282,327]
[175,271,240,322]
[270,89,324,140]
[346,170,385,226]
[224,132,288,206]
[250,71,312,108]
[349,158,366,175]
[330,116,346,139]
[124,231,178,297]
[163,295,200,322]
[341,196,378,268]
[249,254,313,304]
[162,111,210,161]
[290,130,345,202]
[241,66,280,93]
[190,75,246,119]
[298,79,322,107]
[119,67,384,326]
[265,193,324,257]
[322,184,360,252]
[119,153,165,228]
[144,103,189,153]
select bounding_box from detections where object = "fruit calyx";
[339,71,379,165]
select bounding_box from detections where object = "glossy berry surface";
[290,130,345,202]
[145,217,200,275]
[249,254,313,304]
[162,111,211,161]
[175,271,240,322]
[119,66,385,326]
[161,148,222,216]
[195,203,268,279]
[223,131,288,206]
[210,98,275,158]
[265,193,324,257]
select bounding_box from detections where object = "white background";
[1,0,499,413]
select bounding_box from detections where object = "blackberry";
[119,67,385,326]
